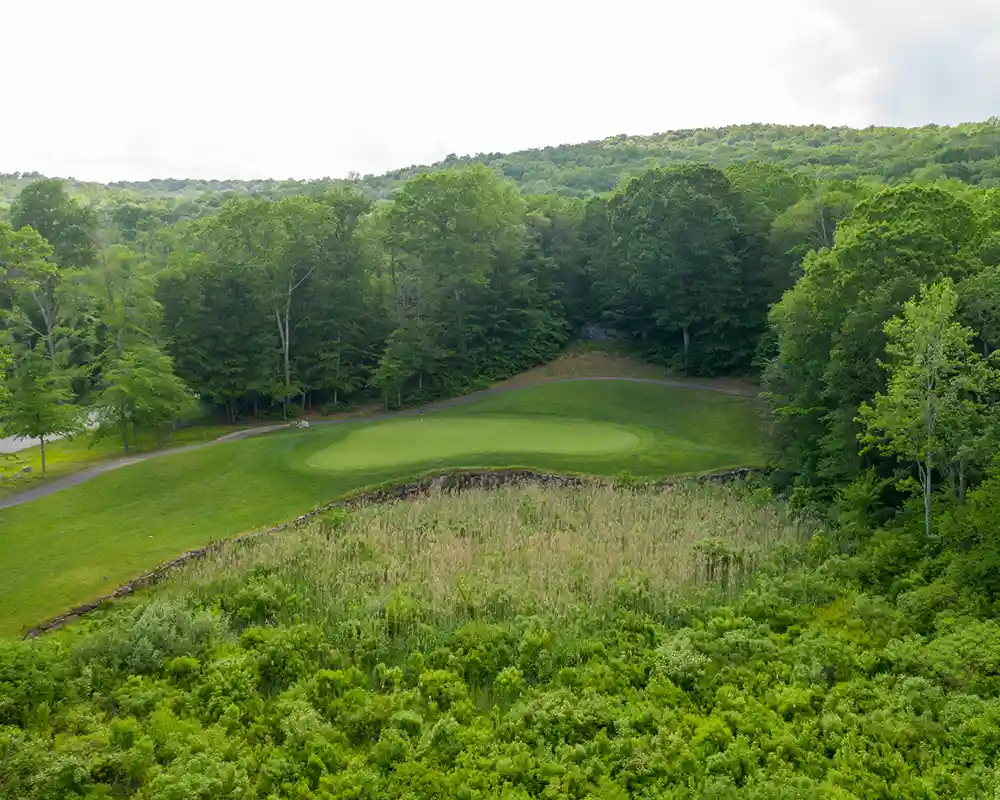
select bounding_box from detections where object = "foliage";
[8,476,1000,797]
[0,342,78,472]
[858,280,1000,535]
[0,342,10,412]
[764,185,988,493]
[95,344,195,451]
[588,165,764,374]
[5,119,1000,798]
[6,120,1000,206]
[9,177,97,268]
[5,141,979,431]
[957,265,1000,357]
[11,126,984,423]
[376,167,569,404]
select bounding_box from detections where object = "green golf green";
[307,417,642,471]
[0,379,766,636]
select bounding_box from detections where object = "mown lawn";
[0,425,247,501]
[0,380,765,636]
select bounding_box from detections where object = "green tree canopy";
[10,178,98,269]
[590,165,756,373]
[766,185,985,492]
[96,344,195,452]
[858,279,1000,536]
[1,342,78,473]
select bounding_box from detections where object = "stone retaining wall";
[22,466,769,638]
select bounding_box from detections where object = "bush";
[74,599,224,676]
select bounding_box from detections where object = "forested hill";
[3,119,1000,208]
[367,120,1000,197]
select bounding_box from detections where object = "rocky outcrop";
[22,466,770,638]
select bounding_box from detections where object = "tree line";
[762,180,1000,535]
[0,161,852,465]
[3,159,1000,542]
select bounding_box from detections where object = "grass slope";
[0,380,765,636]
[0,425,247,501]
[0,344,752,501]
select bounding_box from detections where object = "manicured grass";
[0,380,766,636]
[0,425,247,500]
[306,417,641,471]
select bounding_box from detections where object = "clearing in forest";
[0,379,765,637]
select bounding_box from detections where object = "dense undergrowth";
[4,479,1000,798]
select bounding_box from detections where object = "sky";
[2,0,998,182]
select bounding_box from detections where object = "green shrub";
[74,600,224,676]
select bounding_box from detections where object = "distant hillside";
[363,120,1000,197]
[3,120,1000,209]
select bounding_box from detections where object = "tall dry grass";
[167,483,816,633]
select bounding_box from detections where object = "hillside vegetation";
[7,478,1000,797]
[4,120,1000,207]
[0,482,821,798]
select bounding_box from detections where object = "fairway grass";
[0,424,248,501]
[0,380,766,636]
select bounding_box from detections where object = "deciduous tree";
[1,343,78,473]
[858,280,1000,537]
[96,344,194,452]
[10,178,97,269]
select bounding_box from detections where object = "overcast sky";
[3,0,998,182]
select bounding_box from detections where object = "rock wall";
[22,467,770,638]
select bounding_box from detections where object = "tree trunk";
[39,436,46,475]
[958,459,967,505]
[818,202,830,248]
[682,325,691,360]
[30,286,58,365]
[275,303,292,421]
[919,460,932,539]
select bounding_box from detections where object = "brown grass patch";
[168,482,812,632]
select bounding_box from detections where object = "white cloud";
[1,0,995,181]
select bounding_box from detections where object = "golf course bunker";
[306,416,642,471]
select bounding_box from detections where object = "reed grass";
[167,483,815,637]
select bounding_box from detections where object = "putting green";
[307,416,643,471]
